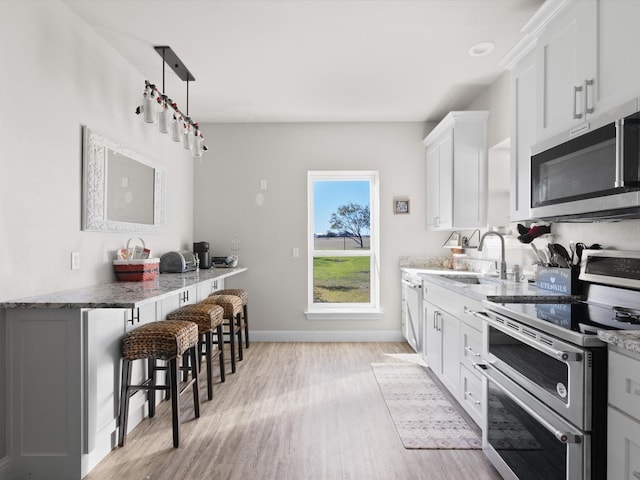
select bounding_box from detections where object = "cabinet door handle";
[633,472,640,480]
[464,346,481,357]
[615,118,625,188]
[573,85,583,119]
[464,391,481,405]
[585,79,594,114]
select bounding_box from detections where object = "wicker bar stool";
[166,303,226,400]
[200,294,243,373]
[118,320,200,448]
[214,289,249,348]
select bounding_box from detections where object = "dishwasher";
[401,270,423,354]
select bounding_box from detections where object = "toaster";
[159,250,198,273]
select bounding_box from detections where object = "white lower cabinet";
[423,301,459,395]
[84,302,158,474]
[607,348,640,480]
[196,277,224,301]
[439,309,460,396]
[84,308,126,473]
[422,278,484,426]
[159,285,198,320]
[460,364,483,426]
[607,407,640,480]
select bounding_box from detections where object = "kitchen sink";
[437,274,501,286]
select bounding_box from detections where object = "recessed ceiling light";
[468,42,496,57]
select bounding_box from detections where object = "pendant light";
[135,46,207,157]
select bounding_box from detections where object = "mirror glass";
[82,127,165,232]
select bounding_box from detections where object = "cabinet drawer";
[609,349,640,420]
[607,407,640,480]
[460,364,482,427]
[460,322,482,372]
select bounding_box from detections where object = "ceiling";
[64,0,543,123]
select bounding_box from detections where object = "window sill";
[304,308,383,320]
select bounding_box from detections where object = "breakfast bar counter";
[1,267,247,480]
[0,267,247,309]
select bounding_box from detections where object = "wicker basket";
[113,258,160,282]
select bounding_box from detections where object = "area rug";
[371,362,482,449]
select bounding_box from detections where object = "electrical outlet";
[260,179,268,190]
[71,252,80,270]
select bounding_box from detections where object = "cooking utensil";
[569,241,576,265]
[530,243,546,265]
[552,254,571,268]
[575,242,587,267]
[548,243,572,267]
[538,249,550,266]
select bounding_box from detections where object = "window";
[306,171,380,319]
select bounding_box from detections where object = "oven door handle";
[483,311,583,364]
[474,363,583,445]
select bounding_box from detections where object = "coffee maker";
[193,241,211,269]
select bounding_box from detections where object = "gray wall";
[0,0,196,465]
[194,122,451,339]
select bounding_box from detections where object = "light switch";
[260,179,267,190]
[292,247,299,257]
[71,252,80,270]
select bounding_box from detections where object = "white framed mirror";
[82,127,165,232]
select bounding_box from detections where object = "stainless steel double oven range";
[473,250,640,480]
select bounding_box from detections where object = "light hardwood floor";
[87,342,501,480]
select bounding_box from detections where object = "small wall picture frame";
[394,198,410,215]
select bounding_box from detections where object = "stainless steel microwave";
[530,99,640,221]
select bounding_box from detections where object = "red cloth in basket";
[113,258,160,282]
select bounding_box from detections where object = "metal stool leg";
[236,312,243,361]
[190,346,200,418]
[244,304,249,348]
[216,324,225,383]
[203,332,213,400]
[228,319,236,374]
[118,359,132,447]
[169,358,180,448]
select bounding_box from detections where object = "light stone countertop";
[409,268,640,356]
[413,269,582,303]
[597,330,640,355]
[0,267,247,309]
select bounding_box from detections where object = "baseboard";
[250,330,403,342]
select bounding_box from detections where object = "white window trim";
[305,170,380,319]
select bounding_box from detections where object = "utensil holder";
[535,266,582,295]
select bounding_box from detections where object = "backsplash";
[399,255,496,273]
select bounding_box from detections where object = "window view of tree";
[308,173,378,308]
[329,202,370,248]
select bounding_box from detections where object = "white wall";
[0,0,196,465]
[194,122,450,339]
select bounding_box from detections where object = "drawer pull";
[465,391,481,405]
[464,346,481,357]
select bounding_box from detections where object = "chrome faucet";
[478,231,507,280]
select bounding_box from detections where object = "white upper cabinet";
[510,50,536,222]
[594,0,640,114]
[535,0,640,143]
[425,129,454,230]
[502,0,640,221]
[536,0,597,141]
[423,111,489,231]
